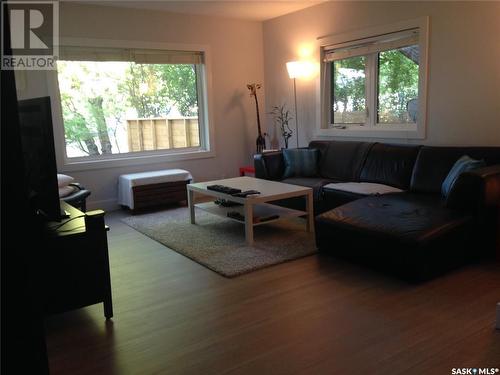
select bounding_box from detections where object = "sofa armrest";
[446,164,500,211]
[253,151,285,180]
[69,182,84,190]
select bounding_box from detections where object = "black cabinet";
[44,202,113,319]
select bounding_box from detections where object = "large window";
[320,19,428,138]
[55,46,208,161]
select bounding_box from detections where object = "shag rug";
[121,207,317,277]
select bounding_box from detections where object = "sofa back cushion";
[410,146,500,193]
[282,148,319,178]
[309,140,373,181]
[359,143,421,189]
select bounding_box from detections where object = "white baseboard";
[86,198,121,212]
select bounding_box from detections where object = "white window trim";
[316,17,429,140]
[47,37,216,172]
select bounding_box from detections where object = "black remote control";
[207,184,242,195]
[231,190,261,197]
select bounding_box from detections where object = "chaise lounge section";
[254,141,500,280]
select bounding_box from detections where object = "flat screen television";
[17,96,65,221]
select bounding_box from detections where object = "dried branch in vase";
[269,104,293,149]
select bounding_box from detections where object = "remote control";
[227,211,245,221]
[214,199,242,207]
[207,184,242,195]
[231,190,261,197]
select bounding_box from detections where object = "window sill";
[315,125,425,140]
[58,148,215,172]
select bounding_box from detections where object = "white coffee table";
[187,176,314,245]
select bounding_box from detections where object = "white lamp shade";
[286,61,316,79]
[286,61,302,79]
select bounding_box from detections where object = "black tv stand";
[43,201,113,319]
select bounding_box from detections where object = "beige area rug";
[121,206,317,277]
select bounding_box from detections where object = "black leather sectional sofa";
[254,141,500,280]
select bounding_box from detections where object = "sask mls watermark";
[1,1,58,70]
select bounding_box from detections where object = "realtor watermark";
[1,1,58,70]
[452,368,499,375]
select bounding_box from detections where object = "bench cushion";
[118,169,192,209]
[323,182,404,196]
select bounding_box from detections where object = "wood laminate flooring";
[45,209,500,375]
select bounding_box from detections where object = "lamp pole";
[293,77,299,148]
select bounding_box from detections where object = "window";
[320,18,428,138]
[377,46,419,124]
[332,55,366,124]
[54,46,209,162]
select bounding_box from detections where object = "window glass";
[377,45,419,124]
[331,56,366,124]
[56,60,200,159]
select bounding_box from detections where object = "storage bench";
[118,169,192,213]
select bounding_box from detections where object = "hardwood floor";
[45,208,500,375]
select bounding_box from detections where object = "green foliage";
[269,104,293,148]
[121,63,198,118]
[331,46,419,124]
[159,65,198,117]
[332,56,366,123]
[87,96,113,154]
[57,60,199,156]
[122,63,170,118]
[378,48,419,122]
[60,92,100,155]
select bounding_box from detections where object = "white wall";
[262,1,500,148]
[16,3,265,210]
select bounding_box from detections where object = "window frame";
[47,37,215,172]
[317,17,429,139]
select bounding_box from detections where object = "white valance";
[59,46,204,65]
[323,28,419,62]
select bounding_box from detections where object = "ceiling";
[69,0,325,21]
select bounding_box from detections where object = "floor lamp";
[286,61,301,148]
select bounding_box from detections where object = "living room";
[2,1,500,374]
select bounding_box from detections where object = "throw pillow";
[283,148,319,178]
[59,185,77,198]
[57,173,74,188]
[441,155,486,200]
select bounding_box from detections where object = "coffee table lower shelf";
[195,201,306,226]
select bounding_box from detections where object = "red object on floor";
[239,166,255,176]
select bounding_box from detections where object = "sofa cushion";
[254,151,284,181]
[282,148,319,178]
[315,194,475,280]
[317,193,471,245]
[270,177,335,216]
[322,188,366,210]
[322,182,404,210]
[410,146,500,193]
[307,140,331,160]
[360,143,421,189]
[281,177,334,200]
[311,140,373,181]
